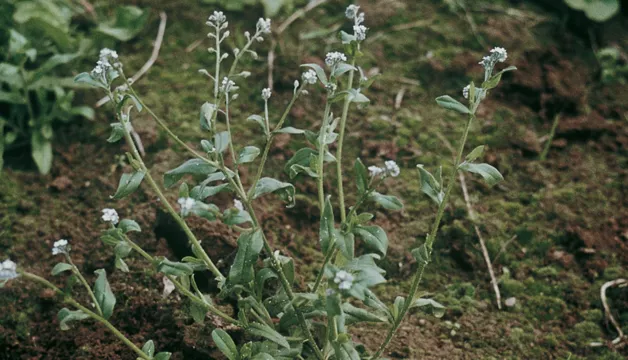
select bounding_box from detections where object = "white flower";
[462,85,470,99]
[234,199,244,211]
[368,166,384,177]
[101,208,119,225]
[490,47,507,62]
[99,48,118,60]
[52,239,69,255]
[384,160,400,177]
[325,52,347,67]
[345,5,360,19]
[334,270,354,290]
[302,70,317,85]
[256,18,271,34]
[178,197,196,216]
[261,88,272,100]
[220,77,236,93]
[326,288,336,296]
[0,259,18,281]
[356,12,365,25]
[208,11,227,26]
[354,25,368,41]
[478,55,491,67]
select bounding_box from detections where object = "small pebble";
[505,297,517,307]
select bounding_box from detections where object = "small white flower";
[256,18,272,34]
[354,25,368,41]
[325,52,347,67]
[302,69,317,85]
[52,239,69,255]
[384,160,400,177]
[490,47,507,62]
[220,77,236,93]
[334,270,354,290]
[0,259,18,281]
[261,88,272,100]
[325,83,338,93]
[356,12,365,25]
[101,208,119,225]
[368,166,385,177]
[234,199,244,211]
[178,197,196,216]
[462,85,470,99]
[326,288,336,296]
[208,11,227,26]
[345,5,360,19]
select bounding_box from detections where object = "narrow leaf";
[435,95,471,114]
[93,269,116,319]
[112,170,145,199]
[458,162,504,186]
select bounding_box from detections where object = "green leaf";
[107,123,125,143]
[157,259,194,277]
[411,298,446,318]
[238,146,261,164]
[189,302,207,324]
[57,308,89,331]
[285,148,319,179]
[96,6,149,41]
[119,219,141,233]
[342,303,386,325]
[211,329,239,360]
[93,269,116,319]
[115,257,129,273]
[200,102,216,131]
[51,262,73,276]
[300,63,327,85]
[411,244,430,265]
[252,177,295,207]
[228,230,263,285]
[320,196,335,254]
[247,322,290,349]
[154,352,172,360]
[465,145,485,162]
[114,242,132,258]
[191,183,230,200]
[164,159,216,188]
[333,340,360,360]
[416,165,444,205]
[73,72,107,89]
[333,63,357,78]
[252,353,276,360]
[458,162,504,186]
[354,158,368,196]
[435,95,471,114]
[336,232,355,260]
[31,132,52,174]
[347,89,370,104]
[112,170,145,199]
[247,114,267,133]
[369,192,403,210]
[0,90,25,104]
[223,208,252,225]
[274,126,305,134]
[214,131,230,153]
[142,340,155,357]
[354,225,388,256]
[565,0,619,21]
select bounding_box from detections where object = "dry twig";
[590,278,627,348]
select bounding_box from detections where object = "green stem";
[20,271,151,360]
[123,234,239,325]
[112,91,224,283]
[65,254,103,317]
[539,113,560,161]
[335,58,357,222]
[317,101,334,212]
[311,247,335,292]
[372,114,474,359]
[247,87,303,199]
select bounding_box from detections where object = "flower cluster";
[256,18,272,34]
[178,197,196,216]
[91,48,121,84]
[369,160,400,178]
[220,77,236,93]
[334,270,354,290]
[302,69,317,85]
[325,52,347,67]
[207,11,227,27]
[462,85,470,99]
[52,239,69,255]
[479,47,508,79]
[102,208,119,225]
[261,88,272,100]
[0,259,18,281]
[346,5,368,41]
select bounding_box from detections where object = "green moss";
[500,278,525,297]
[582,309,603,323]
[567,321,602,345]
[524,295,566,322]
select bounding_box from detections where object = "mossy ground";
[1,0,627,359]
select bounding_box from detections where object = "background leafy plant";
[563,0,620,22]
[0,0,148,174]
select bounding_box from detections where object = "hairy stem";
[20,271,151,360]
[65,254,103,316]
[123,234,238,324]
[372,114,474,359]
[335,58,357,222]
